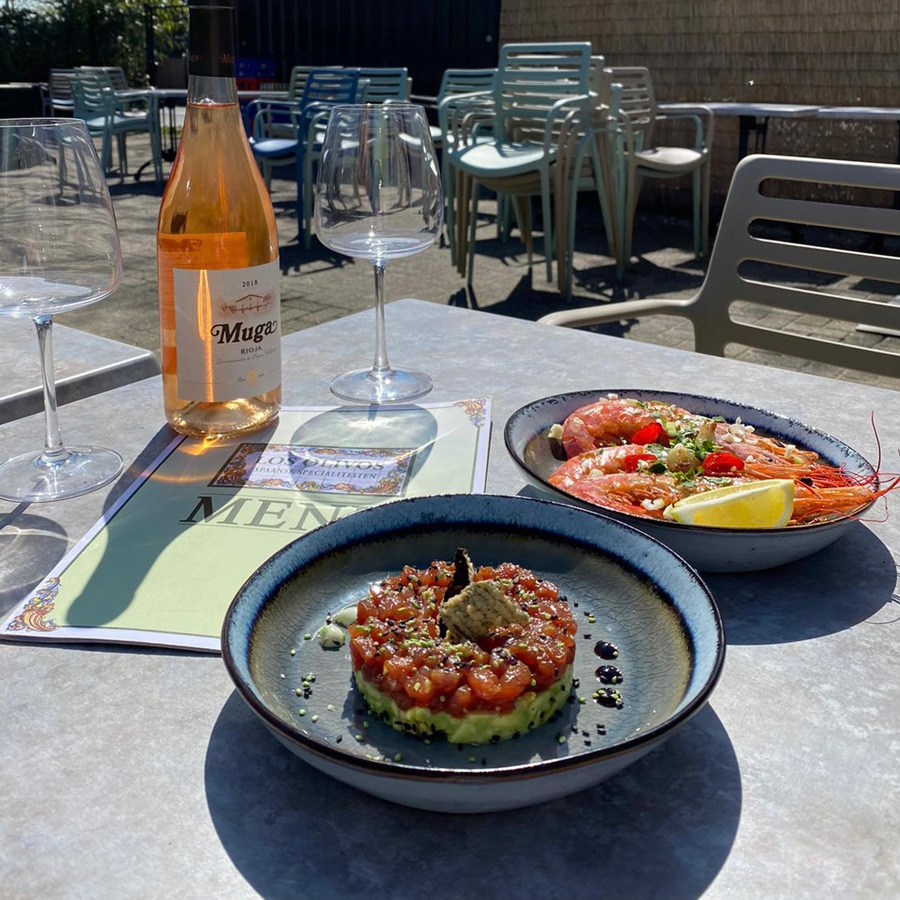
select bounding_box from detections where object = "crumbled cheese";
[606,393,619,400]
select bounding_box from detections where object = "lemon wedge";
[665,479,795,528]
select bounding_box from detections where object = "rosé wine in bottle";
[156,0,281,438]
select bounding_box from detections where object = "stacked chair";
[248,68,360,246]
[445,43,601,286]
[70,68,162,183]
[432,68,497,265]
[606,66,714,269]
[41,69,76,116]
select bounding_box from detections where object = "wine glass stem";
[372,262,391,375]
[33,315,69,466]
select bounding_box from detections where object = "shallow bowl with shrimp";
[505,389,884,573]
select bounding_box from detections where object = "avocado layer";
[354,665,574,744]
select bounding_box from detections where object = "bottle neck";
[188,74,237,106]
[188,4,236,104]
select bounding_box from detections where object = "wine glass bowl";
[314,104,442,404]
[0,118,124,502]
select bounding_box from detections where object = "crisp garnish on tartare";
[348,549,577,744]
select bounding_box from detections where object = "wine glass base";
[0,446,124,503]
[330,367,433,405]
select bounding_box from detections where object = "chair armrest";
[656,104,715,150]
[543,94,592,155]
[539,297,693,328]
[439,90,493,142]
[250,100,302,139]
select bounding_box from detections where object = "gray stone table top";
[1,299,898,900]
[659,102,822,118]
[0,317,160,425]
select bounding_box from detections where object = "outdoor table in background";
[815,106,900,165]
[150,87,289,164]
[0,318,159,425]
[659,101,822,158]
[1,299,898,899]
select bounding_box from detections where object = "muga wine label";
[173,258,281,402]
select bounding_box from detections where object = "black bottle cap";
[189,1,236,77]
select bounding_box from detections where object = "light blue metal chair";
[249,68,359,245]
[431,68,497,264]
[357,67,409,104]
[446,42,594,285]
[70,69,162,183]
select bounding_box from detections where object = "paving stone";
[53,134,900,396]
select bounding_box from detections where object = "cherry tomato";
[631,422,669,446]
[702,451,745,474]
[623,452,658,473]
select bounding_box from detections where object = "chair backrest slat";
[71,71,114,116]
[77,66,129,91]
[300,69,360,105]
[691,154,900,376]
[493,43,592,140]
[357,67,409,103]
[438,68,496,100]
[49,69,76,101]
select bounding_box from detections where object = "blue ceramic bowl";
[222,494,724,813]
[505,389,878,572]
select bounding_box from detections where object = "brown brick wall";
[500,0,900,211]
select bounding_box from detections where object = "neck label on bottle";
[189,6,236,77]
[173,257,281,402]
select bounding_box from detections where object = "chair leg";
[701,160,711,256]
[692,168,701,257]
[444,161,456,266]
[467,178,479,285]
[540,169,553,282]
[295,146,305,246]
[456,172,470,278]
[303,150,315,250]
[117,134,127,175]
[566,140,592,301]
[590,137,619,271]
[624,163,639,269]
[151,123,162,184]
[515,196,533,265]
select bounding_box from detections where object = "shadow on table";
[0,509,68,618]
[706,523,900,645]
[204,695,741,900]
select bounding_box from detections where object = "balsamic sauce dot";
[595,665,624,685]
[593,640,619,660]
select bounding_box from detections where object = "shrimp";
[549,444,658,488]
[560,397,697,456]
[553,396,900,527]
[559,472,754,520]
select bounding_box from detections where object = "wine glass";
[314,104,443,404]
[0,118,124,502]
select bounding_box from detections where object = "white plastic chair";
[447,42,594,285]
[607,66,713,270]
[539,154,900,378]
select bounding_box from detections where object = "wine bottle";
[156,0,281,438]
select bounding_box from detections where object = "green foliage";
[0,1,187,86]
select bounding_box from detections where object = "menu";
[0,400,491,651]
